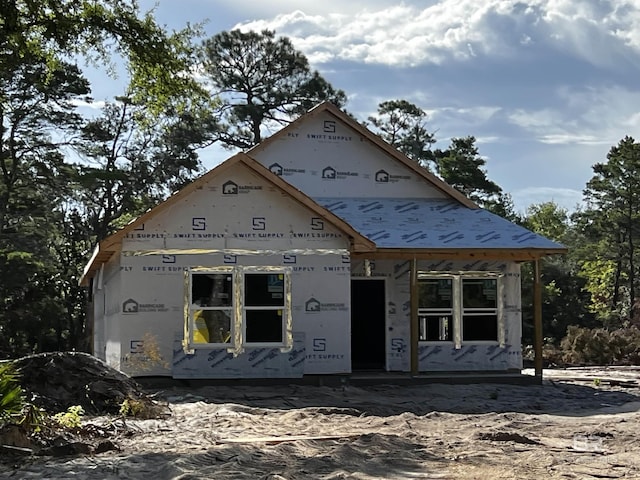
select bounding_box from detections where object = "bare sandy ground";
[2,368,639,479]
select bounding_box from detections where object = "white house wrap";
[82,102,565,379]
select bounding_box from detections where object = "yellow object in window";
[193,310,209,343]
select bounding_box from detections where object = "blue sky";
[88,0,640,214]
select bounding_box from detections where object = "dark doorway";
[351,279,386,370]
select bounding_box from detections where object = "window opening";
[190,272,233,344]
[244,273,286,344]
[461,278,498,341]
[418,278,453,341]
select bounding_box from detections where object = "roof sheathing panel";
[317,197,566,251]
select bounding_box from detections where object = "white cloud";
[512,186,584,212]
[234,0,640,68]
[508,85,640,146]
[476,135,501,144]
[70,99,107,110]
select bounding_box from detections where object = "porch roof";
[316,197,566,252]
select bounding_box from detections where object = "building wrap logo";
[305,120,353,143]
[222,180,263,194]
[307,336,345,361]
[375,169,411,183]
[322,166,336,179]
[375,170,389,182]
[322,166,359,180]
[269,163,283,176]
[123,299,139,313]
[283,254,297,264]
[222,180,238,194]
[391,338,407,354]
[323,120,336,133]
[305,297,348,312]
[192,217,206,230]
[123,298,168,313]
[269,163,306,177]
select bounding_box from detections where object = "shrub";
[124,332,169,373]
[0,362,25,426]
[52,405,85,429]
[560,325,640,365]
[608,326,640,364]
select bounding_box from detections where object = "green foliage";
[524,202,569,241]
[0,363,25,425]
[367,101,517,217]
[119,398,144,417]
[579,258,625,326]
[574,136,640,326]
[18,402,46,433]
[561,326,613,365]
[367,100,436,169]
[435,136,503,207]
[52,405,84,429]
[73,98,205,240]
[200,29,347,149]
[0,3,210,356]
[0,52,89,356]
[1,0,204,114]
[521,202,595,345]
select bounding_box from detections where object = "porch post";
[410,257,419,375]
[533,258,543,378]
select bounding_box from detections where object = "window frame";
[417,272,502,347]
[417,276,455,342]
[242,268,289,347]
[187,267,236,347]
[185,266,292,352]
[461,276,499,343]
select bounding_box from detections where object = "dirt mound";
[12,352,153,415]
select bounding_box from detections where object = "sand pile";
[12,352,154,415]
[1,352,167,461]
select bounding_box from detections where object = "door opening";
[350,279,386,370]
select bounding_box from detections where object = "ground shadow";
[145,380,640,418]
[3,433,448,480]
